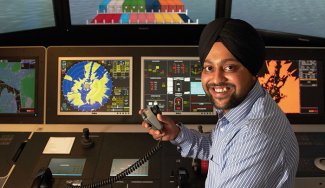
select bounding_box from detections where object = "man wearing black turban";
[140,18,299,187]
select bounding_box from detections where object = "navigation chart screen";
[0,58,37,114]
[58,57,132,115]
[257,59,324,114]
[141,57,215,115]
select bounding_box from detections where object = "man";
[139,18,299,187]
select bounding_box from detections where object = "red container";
[137,13,147,23]
[174,0,184,12]
[129,13,138,23]
[91,13,122,24]
[166,0,176,12]
[146,13,156,23]
[158,0,168,12]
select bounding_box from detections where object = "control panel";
[4,131,206,188]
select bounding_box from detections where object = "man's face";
[201,42,256,113]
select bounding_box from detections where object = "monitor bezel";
[0,46,45,124]
[47,46,325,124]
[265,47,325,124]
[0,0,63,46]
[0,0,58,35]
[60,0,219,45]
[140,56,216,116]
[46,46,219,124]
[223,0,325,47]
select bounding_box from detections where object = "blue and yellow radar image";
[60,58,131,114]
[62,61,113,112]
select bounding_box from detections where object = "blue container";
[178,13,193,23]
[145,0,160,12]
[120,13,130,23]
[152,0,160,11]
[99,0,111,13]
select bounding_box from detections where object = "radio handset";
[141,105,163,131]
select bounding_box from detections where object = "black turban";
[198,18,265,76]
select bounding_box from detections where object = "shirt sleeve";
[170,125,212,160]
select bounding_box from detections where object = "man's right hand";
[139,109,180,141]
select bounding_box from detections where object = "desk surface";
[1,123,325,133]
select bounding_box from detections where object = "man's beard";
[205,84,246,111]
[210,93,245,111]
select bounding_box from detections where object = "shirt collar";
[216,81,265,126]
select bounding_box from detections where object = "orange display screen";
[257,59,322,114]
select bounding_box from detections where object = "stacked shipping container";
[91,0,193,24]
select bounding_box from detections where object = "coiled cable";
[66,140,162,188]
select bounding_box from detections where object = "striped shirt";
[171,81,299,188]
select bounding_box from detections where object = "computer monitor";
[68,0,216,25]
[258,59,321,114]
[0,47,45,124]
[141,57,215,115]
[57,57,132,115]
[47,46,217,124]
[261,47,325,124]
[229,0,325,39]
[63,0,218,45]
[0,0,56,34]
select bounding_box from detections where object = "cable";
[66,140,163,188]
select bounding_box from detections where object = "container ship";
[88,0,198,24]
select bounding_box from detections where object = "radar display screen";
[141,57,215,115]
[257,59,324,114]
[58,57,132,115]
[0,58,36,115]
